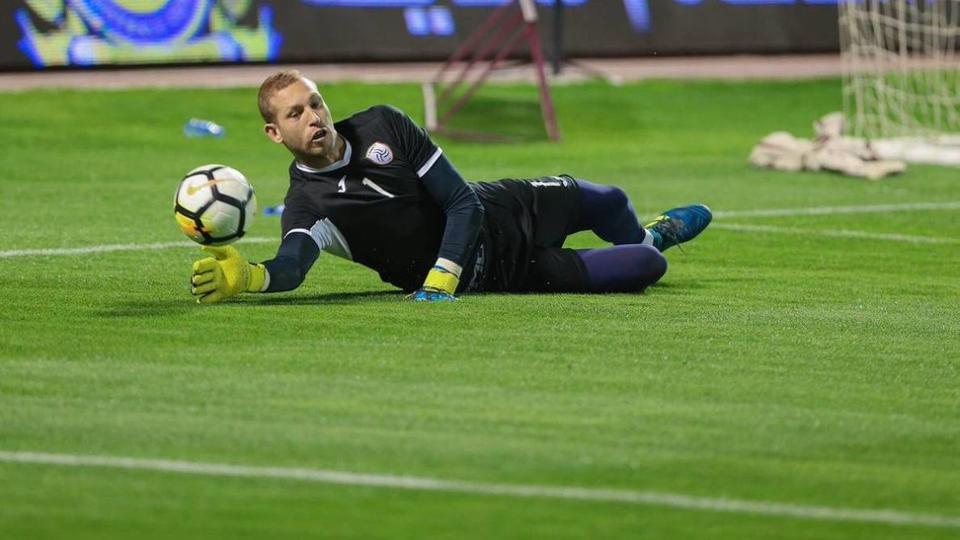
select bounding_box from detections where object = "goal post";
[840,0,960,165]
[422,0,560,142]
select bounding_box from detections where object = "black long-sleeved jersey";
[261,105,484,293]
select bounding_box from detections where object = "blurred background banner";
[1,1,839,70]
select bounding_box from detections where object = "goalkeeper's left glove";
[190,245,267,304]
[406,262,460,302]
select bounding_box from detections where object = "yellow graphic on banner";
[17,0,280,68]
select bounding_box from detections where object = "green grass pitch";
[0,78,958,539]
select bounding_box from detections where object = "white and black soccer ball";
[174,164,257,246]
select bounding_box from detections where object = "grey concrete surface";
[0,55,843,91]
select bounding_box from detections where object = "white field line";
[713,201,960,219]
[713,223,959,245]
[1,451,957,529]
[1,202,958,259]
[0,237,274,259]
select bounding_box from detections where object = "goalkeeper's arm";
[411,154,484,301]
[190,233,319,303]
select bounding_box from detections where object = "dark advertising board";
[1,1,839,70]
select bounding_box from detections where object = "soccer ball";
[174,164,257,246]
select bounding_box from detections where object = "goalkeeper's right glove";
[407,288,458,302]
[190,245,267,304]
[406,263,459,302]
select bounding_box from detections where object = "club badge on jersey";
[365,142,394,165]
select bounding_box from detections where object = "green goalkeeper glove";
[190,245,266,304]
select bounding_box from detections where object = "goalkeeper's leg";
[573,180,652,246]
[522,244,666,293]
[577,245,667,292]
[575,179,712,252]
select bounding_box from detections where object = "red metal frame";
[425,0,561,142]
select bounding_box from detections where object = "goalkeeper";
[190,70,712,303]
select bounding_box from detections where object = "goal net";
[840,0,960,165]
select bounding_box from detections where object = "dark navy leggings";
[572,180,666,292]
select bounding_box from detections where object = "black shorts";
[465,175,589,293]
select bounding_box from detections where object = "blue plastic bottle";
[183,118,225,138]
[263,204,285,216]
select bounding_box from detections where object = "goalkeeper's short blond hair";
[257,69,305,123]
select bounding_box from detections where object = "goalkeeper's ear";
[264,122,283,144]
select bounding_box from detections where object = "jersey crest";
[365,142,394,165]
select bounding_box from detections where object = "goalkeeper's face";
[264,78,341,165]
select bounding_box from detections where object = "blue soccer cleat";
[644,204,713,252]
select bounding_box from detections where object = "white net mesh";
[840,0,960,164]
